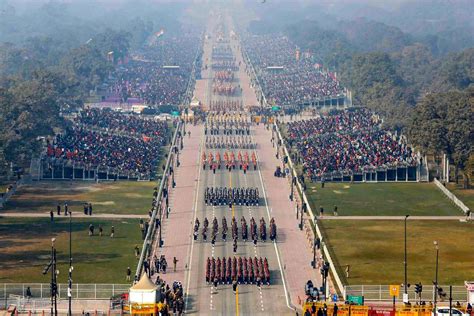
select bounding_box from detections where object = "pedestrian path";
[253,124,323,306]
[149,124,203,285]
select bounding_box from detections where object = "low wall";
[434,179,470,214]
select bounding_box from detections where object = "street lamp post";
[433,241,439,315]
[404,214,410,301]
[68,212,73,316]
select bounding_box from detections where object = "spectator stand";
[283,109,422,183]
[241,33,351,112]
[38,109,172,182]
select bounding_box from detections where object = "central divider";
[135,120,183,279]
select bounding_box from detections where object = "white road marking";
[251,129,295,311]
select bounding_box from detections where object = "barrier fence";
[434,178,470,214]
[344,285,467,302]
[0,283,129,300]
[272,120,346,296]
[135,120,182,279]
[303,302,473,316]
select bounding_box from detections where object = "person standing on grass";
[126,267,131,281]
[99,225,103,237]
[333,206,338,216]
[88,203,93,216]
[88,224,94,236]
[110,226,115,238]
[134,245,140,258]
[83,203,88,215]
[57,204,61,216]
[64,203,69,216]
[50,210,54,222]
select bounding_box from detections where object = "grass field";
[319,219,474,285]
[0,217,142,283]
[305,182,462,216]
[3,181,157,215]
[447,183,474,210]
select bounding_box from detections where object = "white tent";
[190,96,200,107]
[129,273,157,305]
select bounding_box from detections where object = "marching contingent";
[205,256,271,286]
[209,100,244,112]
[204,187,259,206]
[193,216,277,243]
[201,151,257,172]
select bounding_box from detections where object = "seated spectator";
[285,109,417,179]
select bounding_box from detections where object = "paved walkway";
[150,123,203,285]
[253,113,323,306]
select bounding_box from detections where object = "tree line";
[0,0,188,177]
[283,20,472,185]
[245,9,473,186]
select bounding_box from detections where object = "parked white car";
[432,307,469,316]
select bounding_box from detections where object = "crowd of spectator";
[243,35,344,105]
[46,108,170,179]
[103,32,201,106]
[285,109,417,179]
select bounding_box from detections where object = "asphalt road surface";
[182,15,293,316]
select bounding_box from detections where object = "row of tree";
[0,16,164,176]
[256,18,473,185]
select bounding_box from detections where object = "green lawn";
[306,182,462,216]
[3,181,157,215]
[0,217,142,283]
[319,220,474,286]
[447,183,474,211]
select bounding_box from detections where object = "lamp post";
[404,214,410,300]
[433,241,439,315]
[50,238,58,316]
[68,212,73,316]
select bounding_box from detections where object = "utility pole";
[433,241,439,315]
[43,238,58,316]
[404,214,410,302]
[68,212,73,316]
